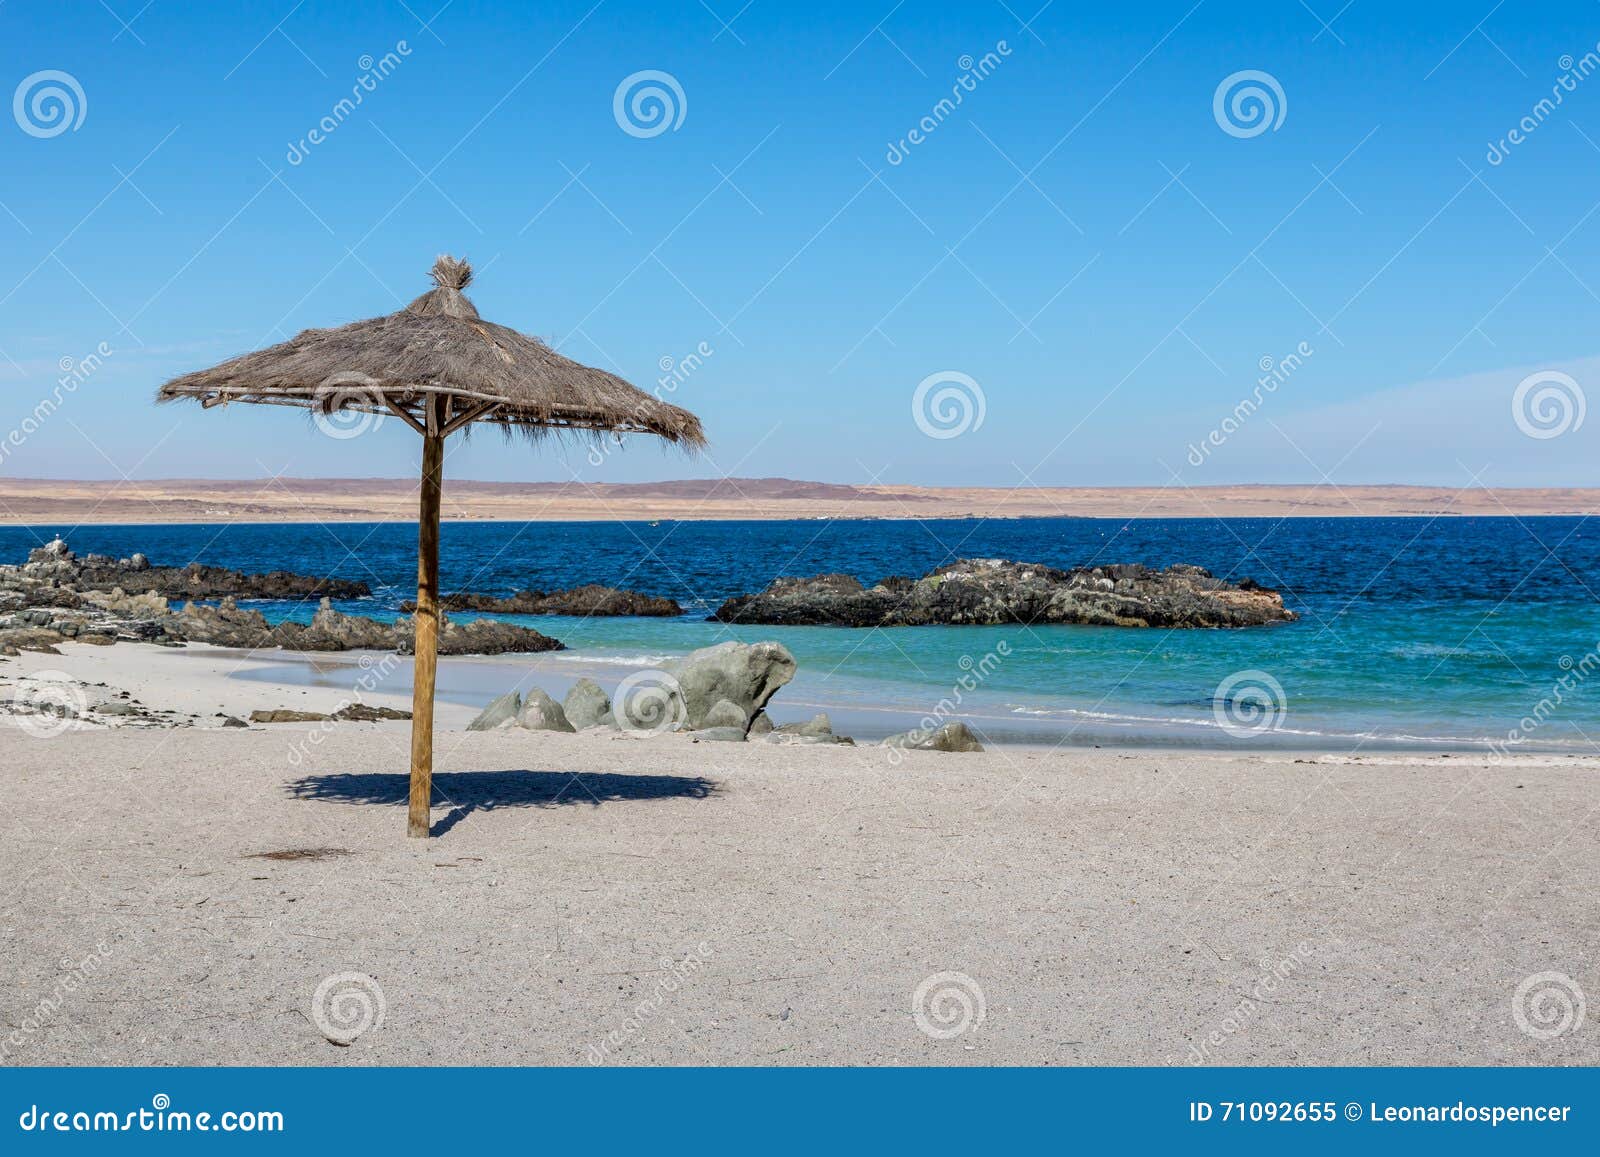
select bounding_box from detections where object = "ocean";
[10,517,1600,752]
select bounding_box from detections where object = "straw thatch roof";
[157,255,705,447]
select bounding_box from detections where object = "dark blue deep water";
[9,517,1600,750]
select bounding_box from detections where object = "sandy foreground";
[1,643,1597,1067]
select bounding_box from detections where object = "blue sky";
[3,0,1600,487]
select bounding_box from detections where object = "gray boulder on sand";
[667,641,796,731]
[883,720,985,753]
[563,678,612,729]
[467,691,522,731]
[776,712,832,738]
[702,698,749,730]
[517,687,575,733]
[748,711,774,736]
[767,711,855,745]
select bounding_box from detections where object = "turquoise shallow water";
[13,517,1600,751]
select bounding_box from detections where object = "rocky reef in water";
[400,584,681,617]
[165,598,564,655]
[19,537,369,600]
[0,538,563,656]
[712,558,1295,628]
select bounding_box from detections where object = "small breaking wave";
[552,651,676,667]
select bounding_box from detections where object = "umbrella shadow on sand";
[288,769,718,838]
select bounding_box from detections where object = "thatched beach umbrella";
[158,255,705,837]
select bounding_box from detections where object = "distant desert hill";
[0,477,1593,524]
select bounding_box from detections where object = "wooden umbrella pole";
[407,404,445,838]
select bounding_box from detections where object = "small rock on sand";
[776,712,833,738]
[563,679,611,729]
[516,687,575,733]
[883,721,984,753]
[467,691,521,731]
[689,726,748,743]
[249,709,332,723]
[331,703,411,722]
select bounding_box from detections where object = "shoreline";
[4,639,1594,757]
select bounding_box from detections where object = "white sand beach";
[2,641,1596,1067]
